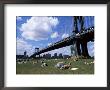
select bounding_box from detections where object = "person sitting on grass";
[60,63,71,69]
[41,62,48,67]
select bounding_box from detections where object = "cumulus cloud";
[62,33,69,39]
[16,38,35,56]
[17,16,22,21]
[20,16,59,41]
[51,32,59,38]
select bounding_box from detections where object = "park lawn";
[16,59,94,74]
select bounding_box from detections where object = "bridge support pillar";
[76,40,81,56]
[72,39,90,58]
[81,40,89,58]
[71,39,81,58]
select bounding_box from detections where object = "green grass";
[16,59,94,74]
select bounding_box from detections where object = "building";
[42,53,51,59]
[16,55,24,59]
[16,51,28,60]
[45,53,51,59]
[59,53,63,59]
[63,55,70,59]
[54,53,57,59]
[24,51,27,57]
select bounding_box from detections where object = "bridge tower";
[80,16,89,57]
[35,48,39,52]
[72,16,89,58]
[24,50,27,59]
[72,16,81,57]
[35,48,40,58]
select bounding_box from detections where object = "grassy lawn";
[16,58,94,74]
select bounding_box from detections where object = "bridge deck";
[30,27,94,57]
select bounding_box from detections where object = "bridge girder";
[30,28,94,58]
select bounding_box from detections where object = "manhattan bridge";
[30,16,94,58]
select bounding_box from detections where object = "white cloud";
[16,38,35,56]
[62,33,69,39]
[20,16,59,41]
[87,41,94,57]
[17,16,22,21]
[48,43,52,46]
[51,32,59,38]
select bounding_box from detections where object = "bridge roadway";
[30,26,94,58]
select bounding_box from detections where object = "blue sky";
[16,16,94,57]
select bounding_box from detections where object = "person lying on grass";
[55,62,71,69]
